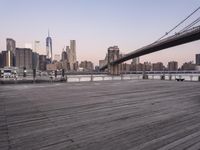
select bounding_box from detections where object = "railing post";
[169,74,172,80]
[190,75,193,81]
[90,74,93,82]
[66,75,68,83]
[130,74,133,80]
[33,68,36,83]
[142,70,148,79]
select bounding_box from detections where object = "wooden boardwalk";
[1,80,200,150]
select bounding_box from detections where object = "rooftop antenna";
[48,29,50,37]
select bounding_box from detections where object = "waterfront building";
[143,62,152,71]
[136,63,144,71]
[168,61,178,71]
[95,66,100,72]
[61,50,70,71]
[132,57,140,65]
[66,40,77,70]
[61,51,68,61]
[1,50,14,67]
[39,55,47,71]
[70,40,76,64]
[196,54,200,65]
[79,61,94,71]
[7,38,16,53]
[130,57,140,71]
[121,63,131,72]
[1,51,7,67]
[6,38,16,66]
[73,61,79,71]
[181,61,196,70]
[16,48,33,70]
[0,52,3,68]
[32,52,39,70]
[152,62,164,71]
[62,60,70,71]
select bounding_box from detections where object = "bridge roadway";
[1,80,200,150]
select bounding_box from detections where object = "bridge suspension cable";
[179,17,200,32]
[156,6,200,42]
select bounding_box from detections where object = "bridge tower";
[107,46,120,75]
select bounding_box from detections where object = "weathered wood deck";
[1,80,200,150]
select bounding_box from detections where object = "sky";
[0,0,200,66]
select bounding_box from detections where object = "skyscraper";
[70,40,76,63]
[1,51,7,67]
[152,62,164,71]
[79,61,94,71]
[6,38,16,66]
[16,48,33,70]
[0,52,3,68]
[61,51,67,61]
[168,61,178,71]
[132,57,140,65]
[196,54,200,65]
[39,55,47,71]
[66,40,77,70]
[32,52,39,70]
[46,31,52,62]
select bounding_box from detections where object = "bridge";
[100,26,200,74]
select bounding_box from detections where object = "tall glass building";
[46,31,52,62]
[6,38,16,67]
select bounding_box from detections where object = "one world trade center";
[46,30,52,62]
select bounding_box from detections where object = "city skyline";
[0,0,200,66]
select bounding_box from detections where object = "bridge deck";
[1,80,200,150]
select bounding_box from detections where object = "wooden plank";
[0,80,200,149]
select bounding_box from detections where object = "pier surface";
[1,80,200,150]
